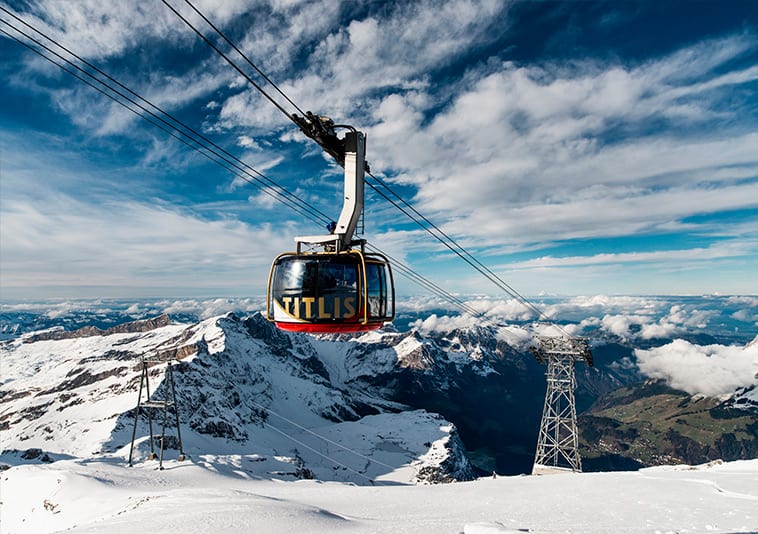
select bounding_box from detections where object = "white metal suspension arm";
[333,131,365,244]
[296,130,366,251]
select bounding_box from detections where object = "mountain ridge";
[2,310,755,479]
[1,312,476,484]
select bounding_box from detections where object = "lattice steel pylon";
[128,356,186,470]
[531,335,593,475]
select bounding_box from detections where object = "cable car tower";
[267,113,395,333]
[530,335,593,474]
[128,355,186,470]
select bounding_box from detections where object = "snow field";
[2,458,757,533]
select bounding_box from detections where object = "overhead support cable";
[365,244,483,318]
[4,11,489,470]
[161,2,566,332]
[0,12,479,320]
[259,418,377,485]
[159,0,302,128]
[162,0,359,168]
[364,178,566,333]
[3,4,566,334]
[178,0,308,118]
[0,9,332,228]
[246,398,408,477]
[159,2,500,320]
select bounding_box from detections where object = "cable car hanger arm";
[291,112,370,173]
[292,112,368,252]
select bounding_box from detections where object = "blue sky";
[1,0,757,301]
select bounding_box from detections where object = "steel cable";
[162,2,568,333]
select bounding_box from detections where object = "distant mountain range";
[1,302,756,479]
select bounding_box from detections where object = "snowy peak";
[1,313,475,484]
[317,325,514,392]
[9,308,750,483]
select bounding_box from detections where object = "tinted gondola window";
[366,261,388,319]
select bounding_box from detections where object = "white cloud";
[596,303,721,341]
[504,240,758,272]
[39,301,117,319]
[237,136,260,149]
[10,0,250,61]
[638,305,718,340]
[727,296,758,326]
[157,297,264,319]
[362,34,758,252]
[395,295,744,342]
[731,309,758,326]
[399,296,547,325]
[635,339,758,397]
[0,192,291,296]
[600,314,651,339]
[0,297,265,321]
[229,154,285,191]
[411,313,479,334]
[212,0,507,132]
[726,296,758,307]
[466,298,542,322]
[545,295,663,318]
[408,312,536,348]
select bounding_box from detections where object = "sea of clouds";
[2,294,757,397]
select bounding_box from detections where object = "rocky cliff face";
[315,322,633,474]
[724,384,758,413]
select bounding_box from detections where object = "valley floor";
[2,456,757,534]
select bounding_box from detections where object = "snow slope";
[2,457,757,533]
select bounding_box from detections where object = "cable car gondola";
[266,120,395,333]
[267,249,394,333]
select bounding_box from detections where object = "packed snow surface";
[2,457,757,533]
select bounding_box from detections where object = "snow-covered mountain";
[0,312,476,484]
[3,308,755,481]
[3,308,758,532]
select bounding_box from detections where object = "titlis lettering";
[279,296,356,319]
